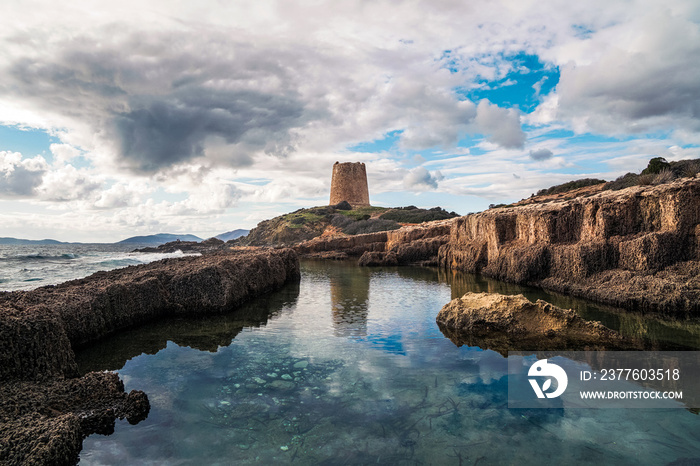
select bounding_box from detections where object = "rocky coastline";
[294,176,700,318]
[295,219,453,266]
[0,248,300,465]
[438,177,700,317]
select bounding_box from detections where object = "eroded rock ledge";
[439,177,700,317]
[436,292,635,356]
[0,248,300,466]
[295,220,453,266]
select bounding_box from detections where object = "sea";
[0,243,200,292]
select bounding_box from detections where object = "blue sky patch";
[349,130,403,153]
[458,53,559,113]
[0,125,58,158]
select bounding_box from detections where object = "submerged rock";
[436,292,637,355]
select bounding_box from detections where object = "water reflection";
[76,282,301,374]
[329,264,370,337]
[439,267,700,350]
[77,261,700,465]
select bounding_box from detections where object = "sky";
[0,0,699,242]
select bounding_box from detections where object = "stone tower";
[329,161,370,207]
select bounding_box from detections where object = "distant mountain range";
[116,233,203,245]
[215,229,249,242]
[0,237,68,245]
[0,230,250,246]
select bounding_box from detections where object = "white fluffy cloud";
[0,0,698,240]
[550,8,700,138]
[403,167,444,191]
[475,101,526,149]
[0,151,47,197]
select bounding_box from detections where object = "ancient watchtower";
[329,161,370,207]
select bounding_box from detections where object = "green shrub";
[331,214,353,229]
[379,206,458,223]
[605,172,640,191]
[641,157,671,175]
[343,218,401,235]
[536,178,607,196]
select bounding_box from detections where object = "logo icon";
[528,359,568,399]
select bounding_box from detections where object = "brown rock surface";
[436,292,635,355]
[297,219,453,266]
[439,177,700,316]
[0,248,300,465]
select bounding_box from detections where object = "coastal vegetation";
[235,204,458,247]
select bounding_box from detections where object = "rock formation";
[438,177,700,317]
[329,161,370,207]
[436,292,634,355]
[296,219,453,266]
[0,248,300,465]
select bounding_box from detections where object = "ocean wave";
[95,249,201,267]
[1,253,80,262]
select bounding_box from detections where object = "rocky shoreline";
[295,219,453,266]
[0,248,300,465]
[438,177,700,318]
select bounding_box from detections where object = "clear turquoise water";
[77,260,700,465]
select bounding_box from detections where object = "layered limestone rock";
[436,292,633,355]
[296,220,453,266]
[0,248,300,465]
[439,177,700,316]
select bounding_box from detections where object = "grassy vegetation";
[530,158,700,196]
[336,206,389,220]
[283,211,326,228]
[237,203,460,246]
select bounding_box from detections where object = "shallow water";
[78,260,700,465]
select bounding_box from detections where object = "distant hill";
[0,237,67,245]
[215,229,249,242]
[116,233,203,245]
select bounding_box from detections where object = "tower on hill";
[329,161,370,207]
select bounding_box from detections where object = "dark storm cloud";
[112,89,305,173]
[2,30,316,174]
[529,148,553,161]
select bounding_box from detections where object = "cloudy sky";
[1,0,699,242]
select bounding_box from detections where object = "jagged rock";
[297,219,453,266]
[331,200,352,210]
[436,292,635,356]
[0,248,300,465]
[133,237,224,254]
[439,178,700,316]
[359,251,398,266]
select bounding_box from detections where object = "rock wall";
[329,162,370,207]
[439,177,700,316]
[0,248,300,465]
[295,220,453,266]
